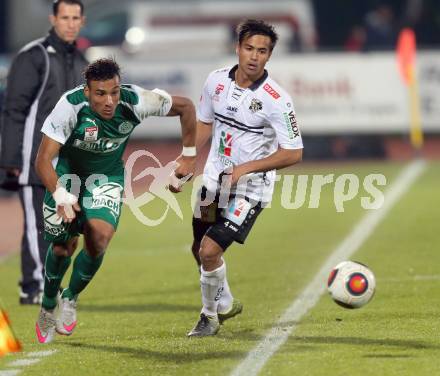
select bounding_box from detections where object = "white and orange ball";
[327,261,376,309]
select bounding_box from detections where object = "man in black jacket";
[0,0,88,304]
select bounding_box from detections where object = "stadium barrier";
[0,51,439,138]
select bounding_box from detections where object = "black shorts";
[192,186,263,251]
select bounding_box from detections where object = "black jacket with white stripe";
[0,28,88,186]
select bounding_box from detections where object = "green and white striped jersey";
[41,84,172,177]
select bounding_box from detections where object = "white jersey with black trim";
[197,65,303,203]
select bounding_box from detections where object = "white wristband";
[182,146,197,157]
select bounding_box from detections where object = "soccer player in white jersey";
[188,19,303,337]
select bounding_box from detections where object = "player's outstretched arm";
[231,147,303,185]
[168,96,196,150]
[196,120,213,152]
[167,96,197,187]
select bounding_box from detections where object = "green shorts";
[43,175,124,243]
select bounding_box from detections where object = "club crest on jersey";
[249,98,263,113]
[118,121,134,134]
[263,83,280,99]
[219,131,232,157]
[84,126,98,141]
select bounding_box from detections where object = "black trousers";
[18,185,49,293]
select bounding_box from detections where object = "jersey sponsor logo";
[216,67,230,73]
[224,198,252,226]
[73,136,128,153]
[226,105,238,113]
[84,117,98,128]
[213,84,225,102]
[118,121,134,134]
[263,83,281,99]
[223,220,238,232]
[43,203,65,236]
[249,98,263,113]
[90,182,123,216]
[282,111,300,139]
[214,286,224,301]
[219,131,232,157]
[85,126,98,141]
[215,83,225,95]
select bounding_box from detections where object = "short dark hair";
[84,58,121,86]
[236,19,278,51]
[53,0,84,16]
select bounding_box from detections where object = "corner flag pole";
[396,28,423,151]
[0,298,22,357]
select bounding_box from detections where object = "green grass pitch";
[0,161,439,375]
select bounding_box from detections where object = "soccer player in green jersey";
[34,58,197,343]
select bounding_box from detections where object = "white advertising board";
[3,52,438,137]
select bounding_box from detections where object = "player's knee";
[84,222,114,257]
[53,243,69,257]
[87,232,111,257]
[199,236,222,267]
[66,237,79,257]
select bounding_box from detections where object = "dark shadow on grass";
[89,285,199,302]
[79,303,200,313]
[286,336,438,350]
[363,353,414,359]
[63,342,245,363]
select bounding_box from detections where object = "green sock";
[42,244,71,310]
[62,250,104,301]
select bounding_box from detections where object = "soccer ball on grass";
[327,261,376,309]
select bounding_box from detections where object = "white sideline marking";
[414,274,440,281]
[0,370,21,376]
[26,350,57,357]
[379,274,440,282]
[7,359,40,367]
[0,350,58,375]
[231,159,427,376]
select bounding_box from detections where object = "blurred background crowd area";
[0,0,440,161]
[1,0,439,55]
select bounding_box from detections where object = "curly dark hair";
[236,19,278,51]
[84,58,121,86]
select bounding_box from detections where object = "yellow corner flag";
[0,309,22,356]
